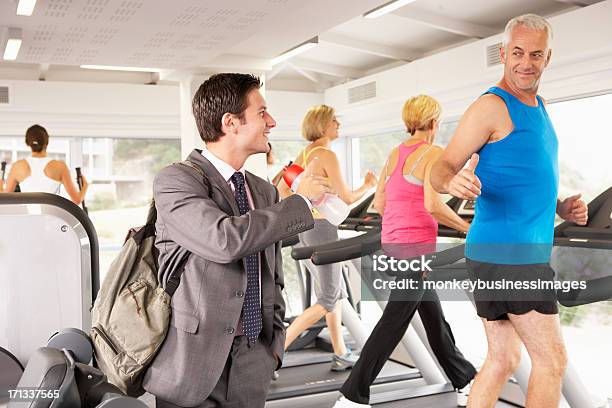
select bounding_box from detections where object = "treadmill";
[273,188,612,407]
[270,228,519,407]
[267,194,425,404]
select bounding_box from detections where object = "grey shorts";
[299,219,348,312]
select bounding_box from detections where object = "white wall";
[325,0,612,136]
[0,80,180,139]
[266,90,324,140]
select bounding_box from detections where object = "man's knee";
[488,348,522,377]
[532,343,568,377]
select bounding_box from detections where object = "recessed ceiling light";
[3,28,23,60]
[364,0,418,19]
[271,37,318,66]
[16,0,37,16]
[80,65,162,73]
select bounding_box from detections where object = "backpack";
[90,160,209,397]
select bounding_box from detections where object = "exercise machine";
[0,193,98,397]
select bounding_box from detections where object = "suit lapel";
[186,150,239,215]
[245,171,266,211]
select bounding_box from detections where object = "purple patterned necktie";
[230,172,262,345]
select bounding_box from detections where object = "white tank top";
[19,157,62,194]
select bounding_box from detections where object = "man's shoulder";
[154,162,211,190]
[475,93,508,111]
[463,93,509,125]
[157,162,193,179]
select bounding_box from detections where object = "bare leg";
[468,319,522,408]
[325,300,348,356]
[284,303,327,350]
[508,311,567,408]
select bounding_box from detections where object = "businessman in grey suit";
[142,73,329,407]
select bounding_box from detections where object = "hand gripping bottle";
[283,162,350,226]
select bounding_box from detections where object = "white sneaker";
[456,380,472,407]
[333,395,371,408]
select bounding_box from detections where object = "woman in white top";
[0,124,88,204]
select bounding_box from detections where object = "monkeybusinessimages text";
[371,255,587,293]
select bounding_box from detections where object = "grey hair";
[503,14,553,49]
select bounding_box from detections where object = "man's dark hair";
[25,124,49,153]
[192,73,262,143]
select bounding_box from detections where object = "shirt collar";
[201,146,245,183]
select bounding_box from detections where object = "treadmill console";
[457,199,476,216]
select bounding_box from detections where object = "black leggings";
[340,281,477,404]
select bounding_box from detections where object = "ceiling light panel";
[4,39,22,60]
[3,27,23,60]
[364,0,418,19]
[16,0,37,16]
[80,64,161,72]
[271,37,318,66]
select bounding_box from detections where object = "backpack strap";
[163,159,212,297]
[164,253,190,297]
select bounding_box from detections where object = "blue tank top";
[465,87,559,264]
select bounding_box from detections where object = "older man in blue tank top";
[431,14,588,408]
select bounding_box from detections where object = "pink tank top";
[381,142,438,244]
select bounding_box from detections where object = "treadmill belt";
[266,383,518,408]
[282,348,334,368]
[267,355,419,400]
[376,392,519,407]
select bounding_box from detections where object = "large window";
[546,92,612,203]
[0,136,70,164]
[355,130,406,181]
[84,138,181,275]
[546,93,612,401]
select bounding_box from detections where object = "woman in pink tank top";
[336,96,476,408]
[380,140,438,244]
[376,97,469,245]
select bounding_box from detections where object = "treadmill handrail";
[558,274,612,306]
[0,192,100,303]
[311,236,466,267]
[311,239,380,265]
[291,228,381,260]
[561,226,611,241]
[555,186,612,237]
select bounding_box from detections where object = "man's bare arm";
[430,95,503,198]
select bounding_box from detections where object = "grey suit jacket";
[142,150,314,406]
